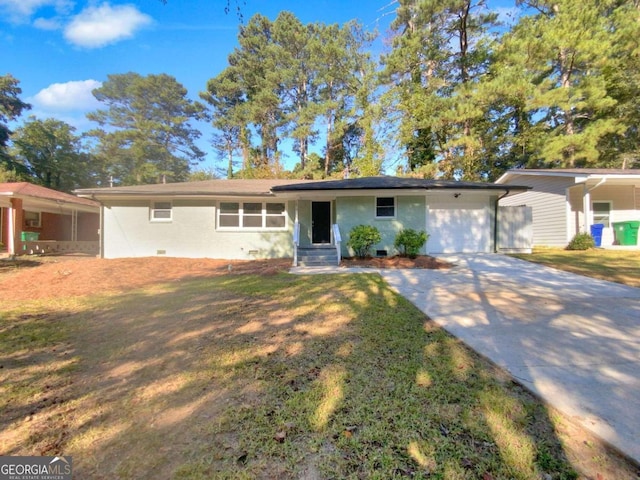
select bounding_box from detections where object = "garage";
[426,200,492,253]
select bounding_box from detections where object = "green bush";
[394,229,429,258]
[566,232,595,250]
[347,225,382,258]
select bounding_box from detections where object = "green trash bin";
[627,221,640,246]
[613,221,640,246]
[20,231,40,242]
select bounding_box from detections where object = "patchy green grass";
[1,270,636,479]
[511,248,640,288]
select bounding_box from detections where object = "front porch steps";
[296,245,339,267]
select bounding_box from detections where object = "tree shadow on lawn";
[0,271,629,479]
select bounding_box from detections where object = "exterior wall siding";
[296,200,312,247]
[102,198,295,259]
[100,192,506,259]
[78,212,100,241]
[336,195,426,257]
[0,207,7,248]
[594,185,638,221]
[567,186,582,240]
[497,205,533,253]
[500,176,575,246]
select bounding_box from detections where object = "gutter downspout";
[494,189,510,253]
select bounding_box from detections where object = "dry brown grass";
[1,257,638,479]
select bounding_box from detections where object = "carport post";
[7,203,14,255]
[7,198,23,256]
[583,184,591,234]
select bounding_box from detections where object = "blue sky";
[1,0,519,172]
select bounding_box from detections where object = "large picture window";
[218,202,286,230]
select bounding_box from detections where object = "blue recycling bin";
[590,223,604,247]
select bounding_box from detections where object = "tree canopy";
[382,0,640,179]
[87,72,206,185]
[3,1,640,191]
[201,12,380,179]
[0,74,30,167]
[10,117,102,192]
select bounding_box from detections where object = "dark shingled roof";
[271,176,528,192]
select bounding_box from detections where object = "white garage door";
[426,201,492,253]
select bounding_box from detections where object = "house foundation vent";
[376,249,388,257]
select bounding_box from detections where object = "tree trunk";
[559,45,576,166]
[325,112,333,177]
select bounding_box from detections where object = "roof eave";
[271,185,530,193]
[77,191,278,200]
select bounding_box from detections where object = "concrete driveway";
[377,254,640,464]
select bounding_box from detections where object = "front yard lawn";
[511,248,640,288]
[1,258,637,479]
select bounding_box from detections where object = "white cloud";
[0,0,71,23]
[63,3,152,48]
[33,16,63,30]
[31,79,102,111]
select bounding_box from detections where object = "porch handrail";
[293,221,300,266]
[332,223,341,265]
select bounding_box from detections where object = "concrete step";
[297,247,339,267]
[298,259,338,267]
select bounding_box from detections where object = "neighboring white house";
[75,176,530,264]
[496,169,640,247]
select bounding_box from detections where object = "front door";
[312,201,331,244]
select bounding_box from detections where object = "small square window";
[266,203,285,215]
[151,202,172,221]
[219,202,240,227]
[593,202,611,228]
[24,211,41,227]
[376,197,395,218]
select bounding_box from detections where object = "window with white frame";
[218,202,287,230]
[592,201,611,227]
[376,197,395,218]
[265,202,286,228]
[150,201,172,222]
[24,211,41,227]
